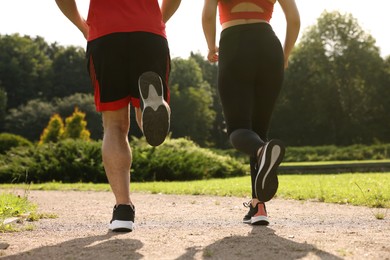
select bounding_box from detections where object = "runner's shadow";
[177,226,343,260]
[2,232,143,260]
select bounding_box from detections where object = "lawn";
[1,172,389,208]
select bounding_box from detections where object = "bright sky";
[0,0,389,59]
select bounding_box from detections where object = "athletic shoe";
[243,201,269,225]
[255,139,285,202]
[138,71,170,147]
[109,204,135,232]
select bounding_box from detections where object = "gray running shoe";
[138,71,170,146]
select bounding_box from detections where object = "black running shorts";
[86,32,171,111]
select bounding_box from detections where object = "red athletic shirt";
[218,0,275,25]
[86,0,166,41]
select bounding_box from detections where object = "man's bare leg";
[102,106,132,206]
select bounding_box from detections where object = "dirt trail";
[0,190,389,259]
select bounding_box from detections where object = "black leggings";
[218,23,284,198]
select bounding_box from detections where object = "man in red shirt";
[55,0,181,232]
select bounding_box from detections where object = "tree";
[0,34,52,109]
[62,107,91,141]
[39,114,64,144]
[191,52,229,148]
[169,58,204,90]
[49,46,91,99]
[4,93,102,141]
[170,84,215,146]
[271,11,388,145]
[169,57,216,146]
[5,99,55,140]
[0,87,6,131]
[54,93,102,140]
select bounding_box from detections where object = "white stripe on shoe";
[262,144,281,190]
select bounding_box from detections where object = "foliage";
[131,137,246,181]
[271,11,390,146]
[54,93,102,140]
[170,84,215,146]
[39,108,91,144]
[0,34,52,109]
[169,57,216,146]
[190,52,229,149]
[62,107,90,141]
[0,137,246,183]
[39,114,64,144]
[5,99,55,141]
[0,139,105,183]
[224,143,390,164]
[0,87,6,131]
[49,45,90,99]
[0,133,32,154]
[0,34,90,110]
[284,144,390,162]
[5,93,101,141]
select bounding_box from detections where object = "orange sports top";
[218,0,275,24]
[86,0,166,41]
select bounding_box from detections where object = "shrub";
[0,137,247,183]
[0,133,33,154]
[131,137,247,181]
[39,114,64,144]
[0,139,105,183]
[62,107,90,141]
[284,143,390,162]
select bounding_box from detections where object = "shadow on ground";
[177,226,343,260]
[1,233,143,260]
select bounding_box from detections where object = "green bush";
[215,143,390,164]
[0,137,247,183]
[0,133,33,154]
[0,139,105,183]
[131,137,247,181]
[285,144,390,162]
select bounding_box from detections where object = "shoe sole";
[251,216,269,225]
[243,219,252,224]
[109,220,134,232]
[255,139,285,202]
[139,71,170,147]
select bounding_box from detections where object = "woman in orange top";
[202,0,300,225]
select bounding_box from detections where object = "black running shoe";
[138,71,170,147]
[109,204,135,232]
[243,201,269,225]
[255,139,285,202]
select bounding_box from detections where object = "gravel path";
[0,190,389,259]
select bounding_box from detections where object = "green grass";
[277,173,390,208]
[0,188,58,232]
[1,173,389,209]
[0,191,37,232]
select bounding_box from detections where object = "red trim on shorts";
[98,96,132,112]
[131,98,141,108]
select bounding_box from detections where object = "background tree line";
[0,11,389,148]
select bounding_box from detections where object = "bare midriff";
[222,18,269,30]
